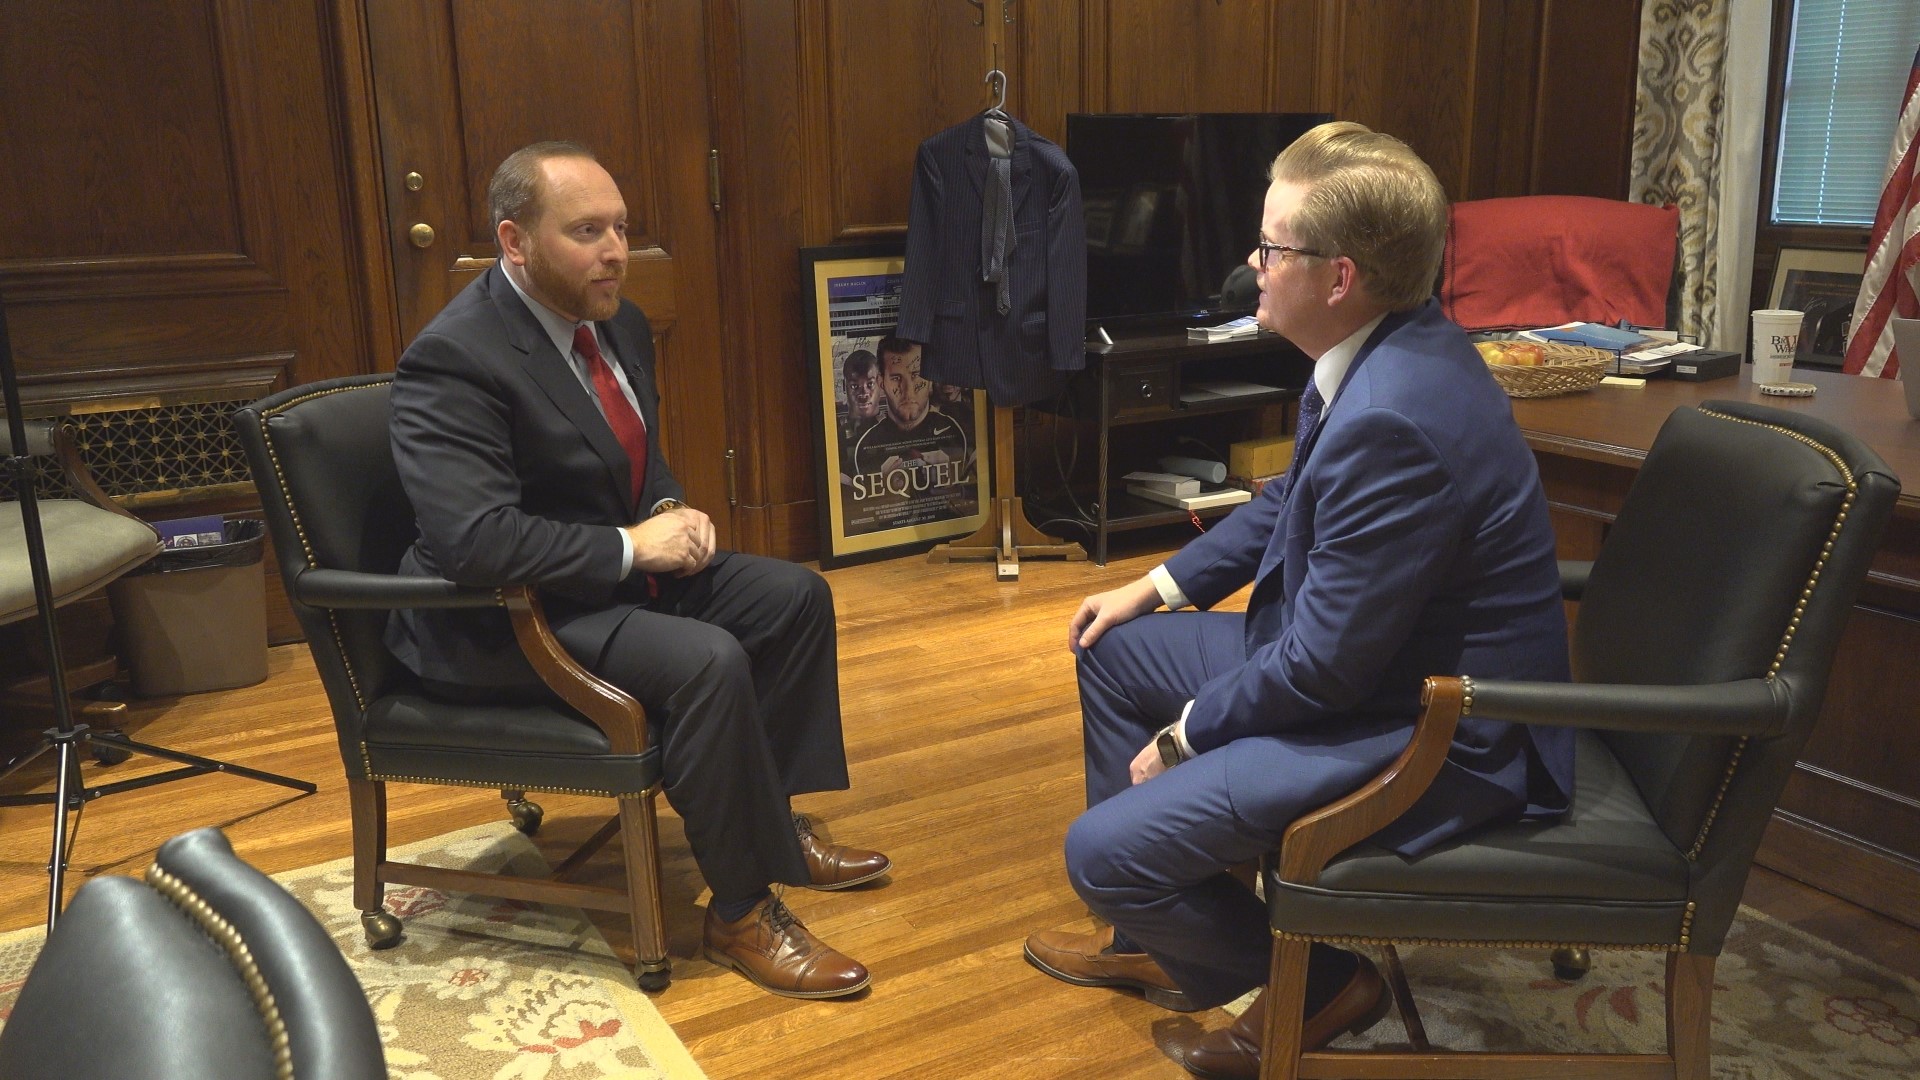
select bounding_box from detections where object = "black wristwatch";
[1155,724,1188,769]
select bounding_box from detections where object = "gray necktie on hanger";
[981,118,1014,315]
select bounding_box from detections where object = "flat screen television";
[1066,112,1332,333]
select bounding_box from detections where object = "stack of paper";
[1517,322,1655,352]
[1187,315,1262,341]
[1125,484,1253,511]
[1121,470,1201,498]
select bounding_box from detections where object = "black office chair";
[1256,401,1900,1079]
[0,828,385,1079]
[233,374,670,990]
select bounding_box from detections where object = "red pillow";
[1440,196,1680,331]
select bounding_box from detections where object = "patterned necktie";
[573,325,647,505]
[1280,379,1325,502]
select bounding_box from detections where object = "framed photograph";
[800,244,990,570]
[1770,247,1866,367]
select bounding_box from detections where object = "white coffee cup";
[1751,309,1803,386]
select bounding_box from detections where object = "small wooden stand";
[929,404,1086,580]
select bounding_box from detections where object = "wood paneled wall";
[716,0,1644,561]
[4,0,1643,586]
[1,0,383,663]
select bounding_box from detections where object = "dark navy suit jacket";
[385,265,689,690]
[1163,300,1575,852]
[897,115,1087,407]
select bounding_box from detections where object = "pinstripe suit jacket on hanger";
[897,114,1087,407]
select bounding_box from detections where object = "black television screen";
[1067,112,1332,330]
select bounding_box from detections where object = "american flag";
[1845,47,1920,378]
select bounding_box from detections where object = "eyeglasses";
[1254,237,1329,270]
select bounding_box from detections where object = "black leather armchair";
[1256,401,1901,1079]
[0,828,384,1079]
[233,374,670,990]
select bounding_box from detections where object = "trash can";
[108,519,269,696]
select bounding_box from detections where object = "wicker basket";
[1484,343,1613,398]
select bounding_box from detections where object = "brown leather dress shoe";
[793,813,892,890]
[701,895,871,999]
[1179,955,1389,1078]
[1023,924,1199,1012]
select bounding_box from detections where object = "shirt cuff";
[1174,701,1196,759]
[617,526,634,581]
[1149,564,1191,611]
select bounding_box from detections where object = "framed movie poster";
[800,244,991,569]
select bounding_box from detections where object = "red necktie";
[574,325,647,505]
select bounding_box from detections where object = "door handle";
[409,223,436,249]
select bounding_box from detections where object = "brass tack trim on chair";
[256,383,383,713]
[364,767,660,800]
[1273,929,1686,953]
[1458,674,1474,716]
[145,864,295,1080]
[1688,409,1860,861]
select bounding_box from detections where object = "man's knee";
[1063,809,1131,905]
[742,554,835,619]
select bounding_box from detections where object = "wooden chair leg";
[1259,937,1311,1080]
[1667,952,1715,1080]
[617,791,670,991]
[349,777,401,947]
[1380,944,1430,1051]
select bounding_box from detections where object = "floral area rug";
[1237,910,1920,1078]
[0,823,706,1080]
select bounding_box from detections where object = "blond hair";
[1269,122,1447,310]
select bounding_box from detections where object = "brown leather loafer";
[794,813,892,890]
[1023,924,1199,1012]
[701,895,871,999]
[1180,954,1389,1078]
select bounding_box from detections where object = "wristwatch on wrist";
[650,498,687,516]
[1154,724,1188,769]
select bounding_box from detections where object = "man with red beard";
[387,142,888,1000]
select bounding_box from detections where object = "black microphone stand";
[0,293,314,929]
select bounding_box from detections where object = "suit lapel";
[1255,310,1411,583]
[596,317,661,433]
[1008,118,1033,209]
[485,268,635,506]
[963,115,989,199]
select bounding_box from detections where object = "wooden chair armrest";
[45,420,142,522]
[503,585,649,755]
[1276,675,1463,885]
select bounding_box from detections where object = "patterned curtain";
[1629,1,1731,344]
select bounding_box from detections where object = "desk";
[1513,367,1920,927]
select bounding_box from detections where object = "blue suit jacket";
[897,115,1086,407]
[1163,300,1574,852]
[385,266,689,690]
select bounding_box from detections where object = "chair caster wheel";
[91,741,131,766]
[635,962,671,992]
[362,910,403,949]
[507,797,544,835]
[1551,947,1591,981]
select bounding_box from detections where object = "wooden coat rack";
[927,45,1085,580]
[930,403,1083,580]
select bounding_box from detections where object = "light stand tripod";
[0,293,314,930]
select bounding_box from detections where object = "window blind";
[1773,0,1920,227]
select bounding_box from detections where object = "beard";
[526,241,625,322]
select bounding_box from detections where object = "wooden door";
[364,0,733,544]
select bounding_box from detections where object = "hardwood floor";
[4,542,1917,1078]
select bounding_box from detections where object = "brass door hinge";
[725,448,737,508]
[708,149,721,212]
